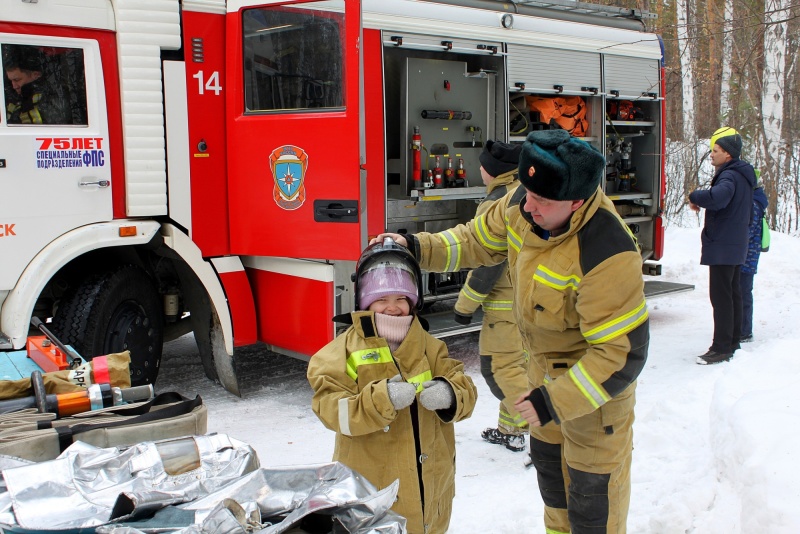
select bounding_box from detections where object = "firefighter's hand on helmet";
[453,310,472,325]
[387,374,416,411]
[419,379,455,411]
[370,233,408,248]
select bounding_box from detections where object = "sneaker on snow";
[740,334,754,343]
[696,350,733,365]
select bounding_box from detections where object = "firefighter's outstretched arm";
[374,189,511,274]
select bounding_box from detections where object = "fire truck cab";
[0,0,668,395]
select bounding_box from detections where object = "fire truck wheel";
[52,265,163,386]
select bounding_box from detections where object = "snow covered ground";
[159,226,800,533]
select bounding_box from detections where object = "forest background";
[592,0,799,233]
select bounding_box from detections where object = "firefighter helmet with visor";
[354,237,423,311]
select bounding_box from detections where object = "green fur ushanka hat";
[518,130,606,201]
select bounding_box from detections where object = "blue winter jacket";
[689,159,756,266]
[742,186,768,275]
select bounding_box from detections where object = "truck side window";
[242,0,345,113]
[1,43,88,126]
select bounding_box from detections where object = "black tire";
[52,265,163,386]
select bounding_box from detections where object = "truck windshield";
[242,0,345,113]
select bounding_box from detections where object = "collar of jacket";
[516,186,604,242]
[332,310,430,334]
[487,170,518,194]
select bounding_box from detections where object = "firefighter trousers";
[478,314,528,435]
[528,383,635,533]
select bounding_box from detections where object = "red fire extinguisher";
[411,126,422,188]
[433,156,444,189]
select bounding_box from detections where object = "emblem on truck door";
[269,145,308,211]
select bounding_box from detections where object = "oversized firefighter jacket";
[454,169,519,321]
[409,187,649,426]
[307,311,477,534]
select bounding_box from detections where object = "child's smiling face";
[368,294,411,317]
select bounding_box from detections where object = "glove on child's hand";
[387,374,416,410]
[419,379,455,411]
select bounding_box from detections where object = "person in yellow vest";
[453,140,529,452]
[372,129,649,533]
[307,237,477,534]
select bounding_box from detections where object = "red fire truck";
[0,0,674,395]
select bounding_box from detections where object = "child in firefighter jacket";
[307,238,478,534]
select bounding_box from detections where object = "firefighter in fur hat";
[307,237,477,534]
[374,129,649,533]
[454,140,530,452]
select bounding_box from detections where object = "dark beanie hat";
[479,140,522,178]
[518,130,606,201]
[711,127,742,160]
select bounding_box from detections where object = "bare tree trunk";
[758,0,792,232]
[719,0,734,120]
[675,0,701,220]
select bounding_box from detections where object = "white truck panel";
[0,0,115,31]
[112,0,181,217]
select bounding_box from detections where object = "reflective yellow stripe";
[482,299,513,311]
[499,409,528,428]
[346,347,394,381]
[460,283,488,304]
[533,265,580,291]
[568,360,610,409]
[546,529,570,534]
[475,214,506,251]
[584,300,649,345]
[438,230,461,271]
[506,224,522,253]
[407,370,433,393]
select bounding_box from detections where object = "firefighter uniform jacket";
[307,311,477,534]
[6,78,71,125]
[454,169,519,321]
[409,187,648,428]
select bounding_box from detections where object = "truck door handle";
[314,200,359,223]
[79,180,111,188]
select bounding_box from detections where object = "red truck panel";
[246,268,334,355]
[225,0,364,262]
[182,11,230,257]
[363,28,386,239]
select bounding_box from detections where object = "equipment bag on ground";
[0,392,206,462]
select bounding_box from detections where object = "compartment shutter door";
[507,44,600,94]
[604,56,661,98]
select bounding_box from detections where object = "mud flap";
[209,312,240,397]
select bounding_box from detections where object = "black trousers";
[740,271,755,337]
[709,264,742,353]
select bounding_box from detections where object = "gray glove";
[387,374,416,411]
[419,379,455,411]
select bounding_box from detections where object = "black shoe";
[740,335,754,343]
[696,350,733,365]
[481,428,527,452]
[504,434,526,452]
[481,427,507,445]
